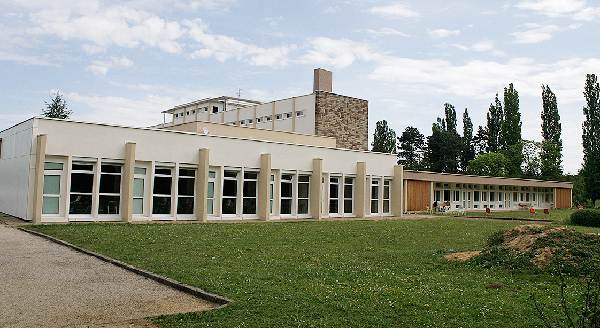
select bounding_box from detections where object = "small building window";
[285,112,292,119]
[208,170,216,215]
[266,116,272,122]
[280,174,294,215]
[70,162,95,215]
[344,177,354,214]
[329,177,340,215]
[383,180,391,213]
[256,117,262,123]
[153,167,173,215]
[133,167,146,215]
[222,170,239,215]
[43,162,64,215]
[98,164,122,215]
[296,111,304,117]
[297,175,310,215]
[370,179,380,214]
[243,171,258,215]
[269,174,275,214]
[276,114,282,120]
[212,106,219,113]
[177,168,195,215]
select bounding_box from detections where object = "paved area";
[0,224,216,328]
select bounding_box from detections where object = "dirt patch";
[445,251,481,262]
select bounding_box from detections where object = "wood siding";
[406,180,431,212]
[555,188,572,209]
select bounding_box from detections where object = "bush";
[570,209,600,227]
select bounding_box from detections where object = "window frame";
[97,163,122,218]
[69,161,96,219]
[42,161,65,217]
[132,166,147,217]
[329,176,341,217]
[280,172,294,217]
[152,166,174,218]
[297,174,310,217]
[221,169,240,218]
[176,167,196,218]
[370,178,380,215]
[383,179,391,214]
[343,176,354,216]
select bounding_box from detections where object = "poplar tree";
[397,126,425,170]
[540,85,563,180]
[461,108,475,172]
[582,74,600,201]
[444,103,457,134]
[473,126,488,155]
[500,83,523,176]
[371,120,397,153]
[486,94,503,152]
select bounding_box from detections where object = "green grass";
[28,218,599,327]
[462,208,574,223]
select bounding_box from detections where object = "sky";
[1,0,598,174]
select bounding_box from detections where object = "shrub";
[570,209,600,227]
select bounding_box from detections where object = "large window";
[383,179,391,213]
[243,171,258,215]
[297,175,310,215]
[222,170,238,215]
[371,179,380,214]
[98,164,122,215]
[207,170,216,215]
[177,168,195,215]
[474,191,480,202]
[329,177,340,215]
[343,177,354,214]
[133,167,146,215]
[42,162,63,215]
[69,162,94,215]
[280,174,293,215]
[153,167,172,215]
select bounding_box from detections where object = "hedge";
[570,209,600,227]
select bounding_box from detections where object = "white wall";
[0,119,35,220]
[38,118,396,176]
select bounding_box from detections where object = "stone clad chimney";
[313,68,332,92]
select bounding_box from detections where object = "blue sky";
[1,0,598,174]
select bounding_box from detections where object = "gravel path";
[0,224,216,328]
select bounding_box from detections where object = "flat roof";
[404,170,573,189]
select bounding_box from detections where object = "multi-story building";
[0,69,572,224]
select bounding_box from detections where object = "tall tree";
[500,83,523,176]
[540,85,563,180]
[426,112,462,174]
[522,140,542,178]
[473,126,488,155]
[43,91,72,119]
[444,103,457,134]
[582,74,600,202]
[486,94,503,152]
[467,152,510,177]
[371,120,397,153]
[461,108,475,172]
[397,126,425,170]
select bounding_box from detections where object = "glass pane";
[298,183,309,199]
[280,199,292,214]
[153,176,172,195]
[282,174,293,181]
[224,171,238,178]
[329,200,339,214]
[155,168,172,176]
[383,200,390,213]
[177,197,194,214]
[243,198,256,214]
[178,178,195,196]
[179,169,195,177]
[133,178,144,198]
[330,183,338,198]
[345,177,353,184]
[298,199,309,214]
[384,186,390,199]
[207,199,214,215]
[243,181,257,197]
[371,200,378,213]
[70,173,93,193]
[99,195,120,215]
[42,196,59,215]
[281,182,292,198]
[371,186,378,199]
[43,175,60,195]
[134,167,146,175]
[133,198,143,215]
[223,179,237,197]
[244,172,258,180]
[72,163,93,171]
[208,182,214,198]
[101,164,121,173]
[344,199,353,214]
[344,184,353,198]
[222,198,237,214]
[298,175,310,183]
[209,171,216,179]
[100,174,121,194]
[152,196,171,214]
[44,162,63,170]
[69,195,92,214]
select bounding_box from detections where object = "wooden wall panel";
[555,188,572,209]
[406,180,431,212]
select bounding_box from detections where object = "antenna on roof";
[236,88,242,98]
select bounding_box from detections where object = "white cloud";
[429,29,460,38]
[185,19,295,66]
[511,23,561,44]
[86,56,133,75]
[369,2,419,18]
[516,0,600,21]
[451,40,504,56]
[299,37,383,68]
[362,27,410,37]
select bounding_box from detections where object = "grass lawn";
[462,208,574,223]
[28,218,597,327]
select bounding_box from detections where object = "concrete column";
[195,148,210,222]
[122,142,136,222]
[32,134,47,224]
[392,165,403,217]
[258,153,272,220]
[355,162,366,218]
[310,158,323,220]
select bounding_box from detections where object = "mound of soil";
[474,225,600,274]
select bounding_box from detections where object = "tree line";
[371,74,600,205]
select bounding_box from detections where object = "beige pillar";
[355,162,366,218]
[195,148,210,222]
[32,134,47,224]
[122,142,136,222]
[310,158,323,220]
[392,165,403,217]
[258,153,271,220]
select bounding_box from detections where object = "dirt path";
[0,224,216,328]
